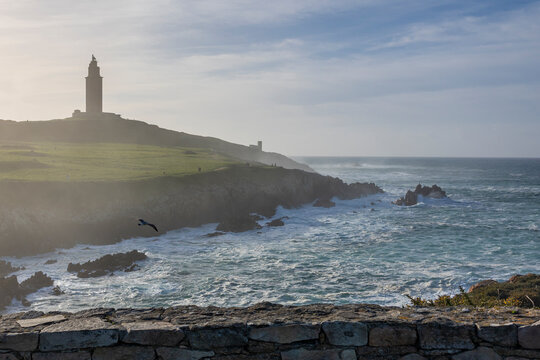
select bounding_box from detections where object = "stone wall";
[1,303,539,359]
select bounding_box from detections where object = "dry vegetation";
[407,273,540,308]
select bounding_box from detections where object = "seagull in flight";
[138,219,158,232]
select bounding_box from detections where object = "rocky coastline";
[0,166,382,257]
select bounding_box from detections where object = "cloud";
[0,0,539,156]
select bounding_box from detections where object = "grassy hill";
[0,142,240,182]
[0,116,313,173]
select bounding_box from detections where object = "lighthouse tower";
[85,55,102,113]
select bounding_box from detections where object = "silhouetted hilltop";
[0,116,312,172]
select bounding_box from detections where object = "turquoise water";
[2,157,539,313]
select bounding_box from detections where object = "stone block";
[418,323,474,350]
[32,351,92,360]
[248,324,320,344]
[369,325,417,346]
[518,320,540,349]
[322,321,367,346]
[156,347,215,360]
[452,346,502,360]
[16,315,66,328]
[357,346,417,357]
[400,354,427,360]
[93,345,155,360]
[476,323,518,347]
[188,328,247,350]
[340,349,357,360]
[494,346,540,359]
[247,340,277,353]
[0,332,39,351]
[39,317,119,351]
[210,355,279,360]
[121,321,184,346]
[281,348,351,360]
[0,354,19,360]
[92,345,156,360]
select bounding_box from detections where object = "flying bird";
[138,219,158,232]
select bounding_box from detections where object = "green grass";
[0,142,241,181]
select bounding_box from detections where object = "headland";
[0,116,381,257]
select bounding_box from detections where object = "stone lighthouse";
[85,55,102,113]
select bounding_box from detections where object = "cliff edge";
[0,166,381,256]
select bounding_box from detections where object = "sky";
[1,0,539,157]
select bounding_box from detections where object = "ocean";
[2,157,539,313]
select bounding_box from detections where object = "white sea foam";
[2,158,539,314]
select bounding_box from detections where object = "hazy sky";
[1,0,539,157]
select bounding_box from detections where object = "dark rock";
[394,190,418,206]
[67,250,147,278]
[51,286,65,296]
[93,345,155,360]
[0,275,22,309]
[124,264,140,272]
[0,260,22,277]
[418,323,474,350]
[0,332,39,351]
[266,217,288,227]
[281,348,350,360]
[216,215,263,233]
[32,351,91,360]
[414,184,446,198]
[340,182,384,199]
[452,346,502,360]
[322,321,367,346]
[369,325,417,346]
[206,231,225,237]
[394,184,447,206]
[248,324,320,344]
[313,199,336,208]
[0,271,53,310]
[44,259,57,265]
[188,328,248,349]
[39,317,120,351]
[476,323,517,346]
[518,320,540,349]
[468,279,497,293]
[20,271,53,292]
[157,347,214,360]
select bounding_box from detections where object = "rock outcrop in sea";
[0,271,53,310]
[394,184,447,206]
[67,250,147,278]
[0,260,23,277]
